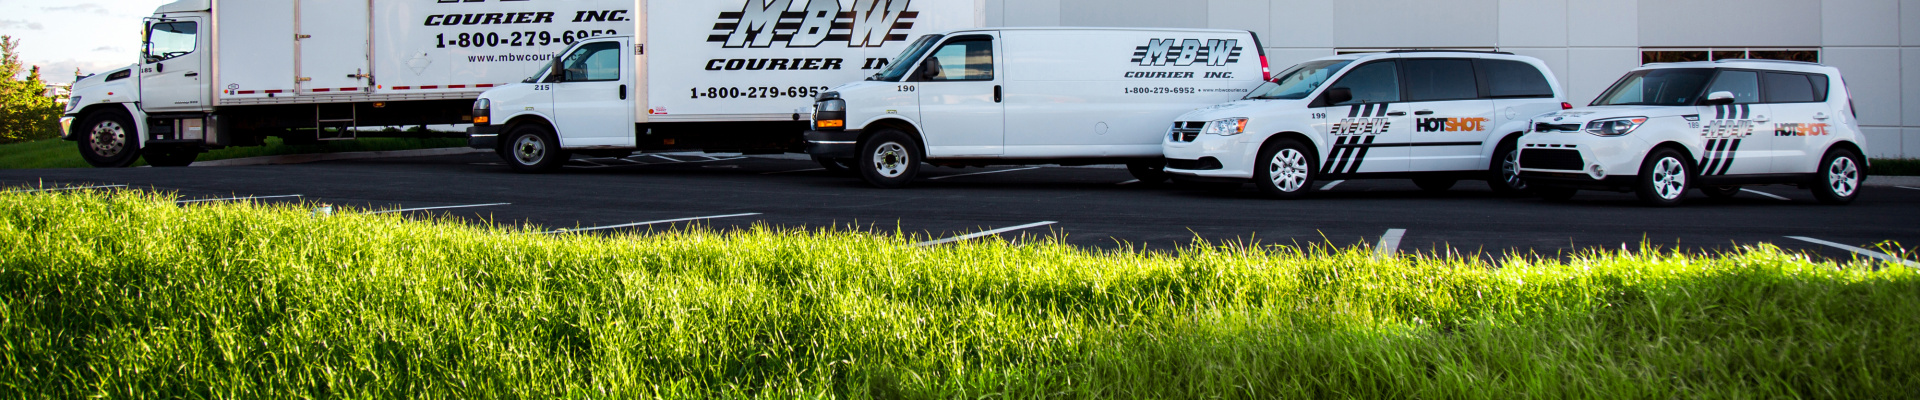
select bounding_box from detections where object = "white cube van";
[1518,60,1868,206]
[1162,51,1569,198]
[803,28,1270,188]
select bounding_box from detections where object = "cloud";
[91,46,122,52]
[42,3,111,15]
[0,20,46,30]
[30,59,133,80]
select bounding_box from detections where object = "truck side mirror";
[1701,91,1736,106]
[1325,87,1353,105]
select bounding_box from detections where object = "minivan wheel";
[1635,148,1692,207]
[1488,139,1530,195]
[504,124,568,173]
[1255,139,1316,199]
[78,110,140,168]
[858,129,921,188]
[1811,148,1863,205]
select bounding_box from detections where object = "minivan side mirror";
[1702,91,1736,106]
[1325,87,1354,105]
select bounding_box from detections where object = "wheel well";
[1649,141,1697,169]
[68,104,131,140]
[1826,140,1864,160]
[1488,131,1524,168]
[1260,131,1319,163]
[859,118,926,155]
[499,115,554,150]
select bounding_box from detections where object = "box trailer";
[61,0,978,168]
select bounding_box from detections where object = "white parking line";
[1116,179,1141,186]
[927,167,1042,180]
[1786,236,1920,269]
[763,168,827,175]
[176,194,304,204]
[1897,186,1920,191]
[914,221,1058,247]
[367,203,511,215]
[633,156,748,166]
[1376,229,1407,258]
[649,154,683,163]
[541,213,762,234]
[1320,180,1346,191]
[5,184,128,193]
[1741,189,1791,201]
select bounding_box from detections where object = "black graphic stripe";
[1714,104,1727,120]
[1348,105,1363,118]
[1374,103,1390,118]
[1716,139,1743,175]
[1738,104,1751,120]
[1324,136,1352,172]
[1699,139,1723,175]
[1346,134,1379,174]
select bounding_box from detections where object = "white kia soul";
[1163,51,1567,198]
[1517,60,1867,206]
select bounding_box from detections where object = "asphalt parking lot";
[5,152,1918,265]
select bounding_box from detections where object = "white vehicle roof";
[935,27,1258,35]
[1302,50,1548,64]
[1638,59,1840,75]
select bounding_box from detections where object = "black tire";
[1413,178,1458,193]
[857,129,921,188]
[1254,138,1317,199]
[77,109,140,168]
[503,124,568,173]
[814,156,855,174]
[142,146,200,167]
[1537,187,1578,202]
[1126,161,1171,184]
[1811,148,1864,205]
[1701,186,1741,199]
[1488,137,1530,195]
[1635,148,1693,207]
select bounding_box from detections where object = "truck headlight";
[1584,117,1647,137]
[1203,118,1248,136]
[813,98,846,131]
[472,98,492,125]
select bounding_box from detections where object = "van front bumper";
[467,125,504,149]
[1163,132,1258,180]
[804,129,860,159]
[1515,131,1650,188]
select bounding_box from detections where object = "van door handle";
[183,72,199,77]
[1813,112,1828,120]
[993,85,1002,103]
[619,85,627,100]
[1753,115,1769,123]
[1413,110,1434,115]
[1387,111,1408,117]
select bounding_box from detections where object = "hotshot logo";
[1133,39,1241,67]
[709,0,918,48]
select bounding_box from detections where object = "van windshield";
[1592,68,1714,106]
[1245,60,1353,100]
[870,34,943,82]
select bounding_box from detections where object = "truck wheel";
[1635,148,1692,207]
[813,155,854,175]
[1127,161,1172,184]
[1488,139,1530,195]
[1254,138,1316,199]
[78,110,140,168]
[142,146,200,167]
[1701,186,1741,199]
[504,124,568,173]
[1414,178,1457,193]
[1811,148,1864,205]
[858,129,921,188]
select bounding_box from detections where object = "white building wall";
[980,0,1920,158]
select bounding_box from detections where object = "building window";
[1642,48,1819,65]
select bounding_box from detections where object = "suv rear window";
[1402,59,1478,102]
[1763,72,1826,103]
[1475,59,1554,98]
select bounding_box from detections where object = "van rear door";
[913,33,1004,158]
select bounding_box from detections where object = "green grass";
[0,136,465,169]
[2,189,1917,399]
[1870,158,1920,176]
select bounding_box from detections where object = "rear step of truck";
[315,103,358,141]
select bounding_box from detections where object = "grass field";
[1,189,1916,399]
[0,136,466,169]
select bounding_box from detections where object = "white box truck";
[61,0,975,169]
[463,0,979,172]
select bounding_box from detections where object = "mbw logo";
[1132,39,1241,66]
[709,0,918,48]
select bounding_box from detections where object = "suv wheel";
[1255,139,1316,199]
[1635,148,1692,207]
[1811,148,1863,205]
[859,129,921,188]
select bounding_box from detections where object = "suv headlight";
[1202,118,1249,136]
[1584,117,1647,137]
[472,98,492,125]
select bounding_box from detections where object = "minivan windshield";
[1592,68,1714,106]
[870,34,943,82]
[1245,60,1353,100]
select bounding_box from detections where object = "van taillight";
[1561,102,1573,110]
[1260,56,1272,81]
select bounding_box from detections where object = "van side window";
[1475,59,1554,98]
[1402,59,1478,102]
[1762,72,1820,103]
[924,38,994,81]
[1704,70,1761,104]
[1330,61,1400,105]
[560,42,621,82]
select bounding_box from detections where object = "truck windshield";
[1592,68,1714,106]
[870,34,943,82]
[1244,60,1352,100]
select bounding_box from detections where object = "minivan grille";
[1520,149,1585,171]
[1168,122,1205,142]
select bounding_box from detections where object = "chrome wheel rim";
[513,134,546,165]
[1651,157,1687,200]
[1267,149,1310,193]
[872,142,909,178]
[1502,148,1527,190]
[89,121,127,157]
[1827,156,1859,198]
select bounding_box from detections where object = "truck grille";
[1520,149,1585,171]
[1168,122,1204,142]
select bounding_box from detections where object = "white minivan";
[803,28,1270,188]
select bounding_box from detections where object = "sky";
[1,0,172,81]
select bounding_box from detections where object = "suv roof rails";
[1385,49,1515,55]
[1714,58,1824,66]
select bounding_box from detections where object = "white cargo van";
[802,28,1271,188]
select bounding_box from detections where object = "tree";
[1,35,63,144]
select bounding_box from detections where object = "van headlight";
[1202,118,1248,136]
[813,98,846,131]
[1584,117,1647,137]
[472,98,492,126]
